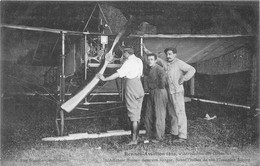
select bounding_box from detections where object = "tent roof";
[142,35,254,63]
[1,24,254,65]
[1,1,258,66]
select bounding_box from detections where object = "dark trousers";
[145,88,168,140]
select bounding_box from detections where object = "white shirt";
[117,54,143,79]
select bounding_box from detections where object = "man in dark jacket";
[144,53,168,143]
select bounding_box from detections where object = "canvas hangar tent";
[1,1,259,138]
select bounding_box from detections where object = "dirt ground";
[1,96,259,166]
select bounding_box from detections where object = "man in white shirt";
[97,46,144,145]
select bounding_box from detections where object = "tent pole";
[1,24,89,35]
[131,34,253,38]
[140,37,143,57]
[190,97,260,111]
[250,52,259,109]
[59,32,66,136]
[84,34,88,103]
[84,35,88,81]
[190,77,195,96]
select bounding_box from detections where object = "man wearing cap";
[97,46,144,145]
[143,45,196,143]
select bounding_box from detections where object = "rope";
[32,32,42,62]
[17,83,57,103]
[85,105,125,116]
[174,39,181,49]
[97,2,113,34]
[83,3,98,32]
[65,35,73,50]
[7,75,57,102]
[50,36,60,57]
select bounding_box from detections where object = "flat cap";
[123,46,134,54]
